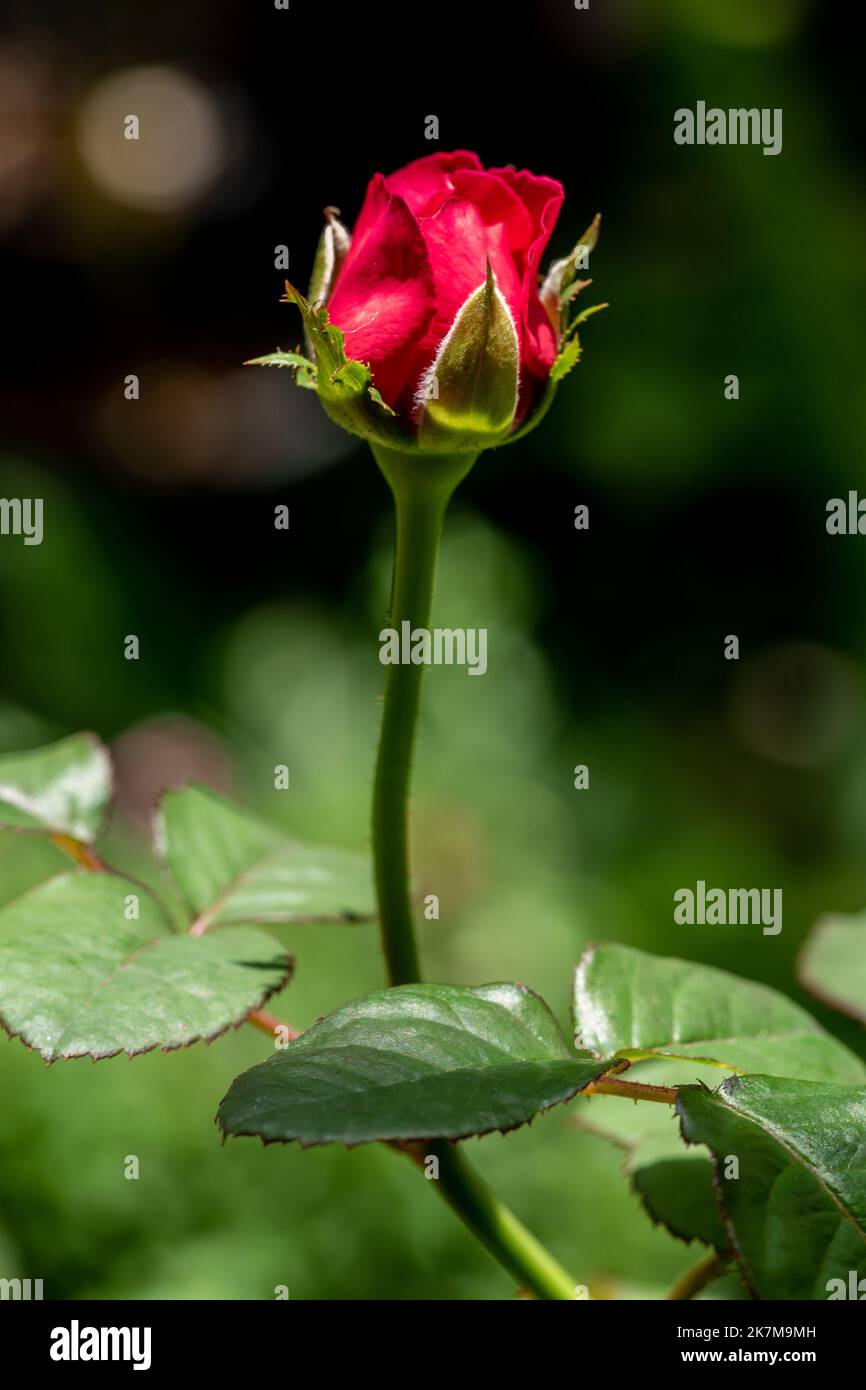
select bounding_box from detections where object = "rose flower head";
[248,151,605,455]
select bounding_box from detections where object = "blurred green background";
[1,0,865,1299]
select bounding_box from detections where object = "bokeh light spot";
[77,66,224,212]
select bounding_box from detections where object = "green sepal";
[368,385,396,416]
[417,261,519,453]
[565,302,609,338]
[559,277,593,309]
[244,349,317,389]
[305,207,351,365]
[502,378,560,447]
[549,337,582,384]
[521,304,606,415]
[542,214,603,309]
[501,221,605,447]
[505,309,606,439]
[307,207,351,309]
[540,213,602,332]
[281,280,407,446]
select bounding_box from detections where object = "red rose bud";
[248,152,606,454]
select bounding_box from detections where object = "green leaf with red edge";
[678,1074,866,1299]
[0,871,291,1061]
[218,982,616,1146]
[157,784,375,928]
[571,943,864,1265]
[573,942,865,1081]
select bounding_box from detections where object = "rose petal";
[385,149,482,218]
[490,167,564,376]
[450,168,534,258]
[328,182,436,406]
[343,173,392,255]
[399,177,527,409]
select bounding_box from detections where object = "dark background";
[1,0,865,1300]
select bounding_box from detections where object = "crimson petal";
[328,179,436,407]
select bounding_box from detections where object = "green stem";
[430,1142,579,1301]
[668,1250,728,1301]
[370,443,578,1301]
[371,445,477,984]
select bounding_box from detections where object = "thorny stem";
[368,444,579,1301]
[668,1250,728,1301]
[584,1076,678,1105]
